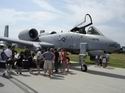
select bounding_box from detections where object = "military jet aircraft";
[0,14,120,71]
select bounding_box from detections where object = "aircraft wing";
[0,37,54,48]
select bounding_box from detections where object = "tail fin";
[4,25,9,37]
[1,25,10,47]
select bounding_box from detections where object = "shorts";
[44,60,53,70]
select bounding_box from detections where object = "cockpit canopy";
[71,26,104,36]
[86,26,104,36]
[70,14,104,36]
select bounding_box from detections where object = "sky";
[0,0,125,46]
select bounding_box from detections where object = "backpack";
[1,51,8,60]
[102,57,107,63]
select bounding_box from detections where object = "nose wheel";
[81,64,87,72]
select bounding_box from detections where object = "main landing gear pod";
[79,43,88,72]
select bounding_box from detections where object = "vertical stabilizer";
[4,25,9,37]
[1,25,10,47]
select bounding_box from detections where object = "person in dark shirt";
[16,52,24,74]
[54,49,59,73]
[42,48,55,78]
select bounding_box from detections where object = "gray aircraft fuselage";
[39,32,120,53]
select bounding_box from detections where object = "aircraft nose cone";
[116,43,121,50]
[109,42,121,52]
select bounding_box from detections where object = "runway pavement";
[0,65,125,93]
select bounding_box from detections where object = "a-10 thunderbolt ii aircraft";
[0,14,120,71]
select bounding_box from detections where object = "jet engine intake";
[18,28,38,41]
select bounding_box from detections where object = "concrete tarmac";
[0,65,125,93]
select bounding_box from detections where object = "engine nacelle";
[18,28,38,41]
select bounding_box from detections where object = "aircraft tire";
[81,64,87,72]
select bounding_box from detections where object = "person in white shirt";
[36,49,42,74]
[2,46,12,78]
[4,47,12,59]
[102,51,109,68]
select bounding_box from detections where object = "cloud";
[32,0,65,14]
[62,0,125,25]
[0,8,62,38]
[0,8,61,23]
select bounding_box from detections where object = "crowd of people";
[95,51,110,68]
[0,45,110,78]
[0,45,70,78]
